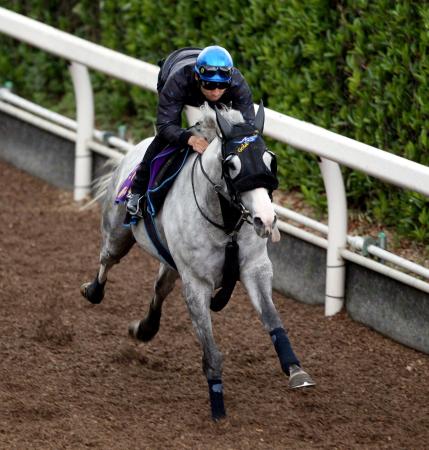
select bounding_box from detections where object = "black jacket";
[156,47,255,147]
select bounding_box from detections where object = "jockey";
[126,45,255,217]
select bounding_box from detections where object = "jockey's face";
[200,86,227,102]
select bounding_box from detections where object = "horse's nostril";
[254,217,263,227]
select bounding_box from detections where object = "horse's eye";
[224,154,241,179]
[263,151,273,170]
[263,150,277,174]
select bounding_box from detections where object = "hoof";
[80,277,105,304]
[288,365,316,389]
[128,320,140,340]
[80,282,91,296]
[128,315,160,342]
[212,412,227,422]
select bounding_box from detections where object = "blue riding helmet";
[195,46,234,83]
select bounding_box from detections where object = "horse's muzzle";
[253,214,280,242]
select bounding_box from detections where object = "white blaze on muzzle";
[241,188,280,242]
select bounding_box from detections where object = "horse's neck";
[193,139,225,217]
[201,138,223,183]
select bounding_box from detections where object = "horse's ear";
[255,100,265,134]
[215,106,233,139]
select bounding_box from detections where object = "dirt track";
[0,159,428,449]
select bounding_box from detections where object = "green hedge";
[1,0,429,242]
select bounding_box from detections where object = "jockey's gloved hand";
[126,193,144,217]
[188,135,208,154]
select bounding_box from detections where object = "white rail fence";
[1,6,428,316]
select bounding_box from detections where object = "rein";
[191,153,251,235]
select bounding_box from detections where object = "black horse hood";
[216,106,278,195]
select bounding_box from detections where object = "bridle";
[191,152,252,236]
[190,103,278,238]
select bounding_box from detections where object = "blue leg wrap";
[208,379,226,421]
[270,327,300,376]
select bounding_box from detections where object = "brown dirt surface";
[1,159,428,450]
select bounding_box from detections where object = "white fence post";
[319,158,348,315]
[69,62,93,201]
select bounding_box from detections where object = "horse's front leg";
[182,278,226,421]
[241,262,315,389]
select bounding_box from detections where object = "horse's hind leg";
[241,263,315,389]
[81,224,135,304]
[129,263,178,342]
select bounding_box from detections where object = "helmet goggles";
[200,79,231,90]
[199,65,233,79]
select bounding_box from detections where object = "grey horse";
[81,103,315,420]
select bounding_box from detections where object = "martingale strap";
[210,236,239,312]
[190,154,250,312]
[217,194,244,235]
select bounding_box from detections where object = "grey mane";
[191,103,244,143]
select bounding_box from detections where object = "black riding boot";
[126,135,167,217]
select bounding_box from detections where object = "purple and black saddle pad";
[116,145,191,270]
[116,145,190,215]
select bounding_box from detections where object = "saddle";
[116,145,190,213]
[116,145,191,269]
[146,145,190,215]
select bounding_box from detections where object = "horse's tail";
[80,157,123,209]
